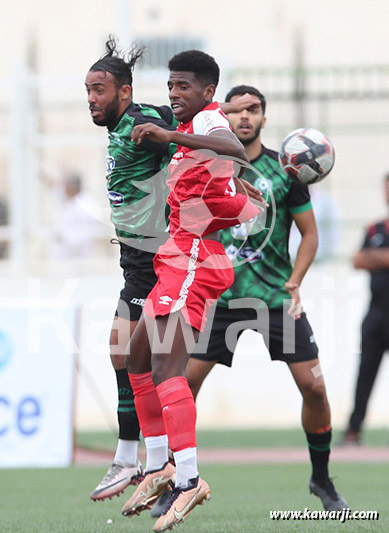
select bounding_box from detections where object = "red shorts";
[144,236,234,332]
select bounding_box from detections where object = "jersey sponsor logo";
[107,191,124,206]
[159,295,173,306]
[225,244,239,260]
[106,155,116,180]
[309,335,315,344]
[224,244,263,263]
[110,132,124,147]
[239,247,263,263]
[225,177,236,197]
[130,297,145,307]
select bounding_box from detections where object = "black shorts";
[115,243,157,321]
[191,305,319,366]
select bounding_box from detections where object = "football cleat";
[309,477,348,511]
[339,428,361,446]
[153,476,211,532]
[150,449,175,518]
[150,488,174,518]
[122,462,176,517]
[90,460,143,501]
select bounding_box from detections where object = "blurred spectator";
[289,186,340,262]
[341,174,389,445]
[45,174,100,259]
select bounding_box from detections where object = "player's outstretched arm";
[132,123,248,161]
[131,123,172,144]
[286,209,318,320]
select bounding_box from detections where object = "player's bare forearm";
[289,209,318,286]
[354,249,389,270]
[169,130,249,162]
[132,122,248,161]
[285,231,317,321]
[353,250,375,270]
[289,231,318,286]
[220,94,261,114]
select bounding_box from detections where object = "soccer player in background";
[342,174,389,444]
[85,38,262,502]
[183,85,348,512]
[86,36,177,500]
[121,52,262,531]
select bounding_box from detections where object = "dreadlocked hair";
[89,35,145,87]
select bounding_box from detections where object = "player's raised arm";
[132,122,249,161]
[219,92,261,115]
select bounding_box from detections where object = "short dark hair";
[168,50,220,87]
[225,85,266,114]
[89,35,145,87]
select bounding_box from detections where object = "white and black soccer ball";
[279,128,335,185]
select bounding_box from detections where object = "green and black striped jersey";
[106,102,177,240]
[218,146,312,310]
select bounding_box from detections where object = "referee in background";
[342,173,389,444]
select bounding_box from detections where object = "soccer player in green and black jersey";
[186,85,348,512]
[85,37,177,501]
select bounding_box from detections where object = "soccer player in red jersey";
[121,50,263,531]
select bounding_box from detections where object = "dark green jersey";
[218,146,312,309]
[106,102,176,240]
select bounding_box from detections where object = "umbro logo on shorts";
[159,295,172,306]
[130,298,145,307]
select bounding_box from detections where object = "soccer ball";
[279,128,335,184]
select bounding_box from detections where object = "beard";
[92,93,121,128]
[239,124,262,146]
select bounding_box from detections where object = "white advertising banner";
[0,305,77,467]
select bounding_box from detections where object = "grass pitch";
[1,462,388,533]
[76,427,389,451]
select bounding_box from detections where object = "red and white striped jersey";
[167,101,258,238]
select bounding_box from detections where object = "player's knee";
[151,354,165,385]
[124,352,131,372]
[109,328,130,368]
[301,378,327,405]
[151,353,180,385]
[189,383,200,401]
[186,373,201,400]
[109,352,126,369]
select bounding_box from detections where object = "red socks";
[129,373,197,453]
[156,376,197,452]
[128,372,165,437]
